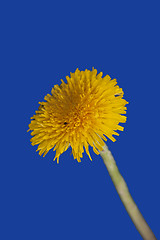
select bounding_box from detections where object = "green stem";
[99,143,156,240]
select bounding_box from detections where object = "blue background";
[1,0,159,239]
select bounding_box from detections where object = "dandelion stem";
[99,143,156,240]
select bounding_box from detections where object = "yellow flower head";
[28,68,128,163]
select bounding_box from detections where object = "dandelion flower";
[28,68,128,163]
[28,68,156,239]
